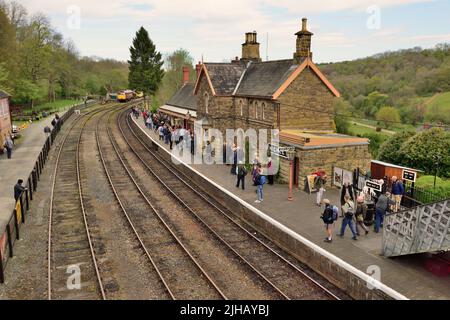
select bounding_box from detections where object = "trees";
[128,26,164,99]
[400,128,450,177]
[378,131,415,164]
[0,3,128,107]
[376,106,400,128]
[155,48,195,106]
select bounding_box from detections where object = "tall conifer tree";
[128,27,164,99]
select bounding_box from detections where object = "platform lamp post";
[287,148,296,202]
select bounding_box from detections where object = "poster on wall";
[306,175,318,194]
[333,167,343,188]
[343,169,353,186]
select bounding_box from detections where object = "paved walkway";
[0,114,64,230]
[135,119,450,299]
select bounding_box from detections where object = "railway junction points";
[0,102,448,301]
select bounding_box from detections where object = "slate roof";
[167,83,197,111]
[204,63,245,96]
[234,59,301,98]
[0,90,10,99]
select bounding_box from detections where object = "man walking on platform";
[3,135,14,159]
[374,192,395,233]
[236,163,247,190]
[338,195,358,240]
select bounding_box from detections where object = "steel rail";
[100,109,228,300]
[118,111,290,300]
[47,105,109,300]
[95,106,176,300]
[123,110,341,300]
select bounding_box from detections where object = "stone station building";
[167,18,371,189]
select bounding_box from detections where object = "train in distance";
[108,90,144,102]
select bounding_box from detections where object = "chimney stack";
[182,66,190,84]
[294,17,313,63]
[241,31,262,63]
[195,62,202,78]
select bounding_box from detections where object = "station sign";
[365,180,382,193]
[269,144,295,159]
[402,170,417,183]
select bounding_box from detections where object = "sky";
[16,0,450,64]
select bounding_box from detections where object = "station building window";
[204,92,209,114]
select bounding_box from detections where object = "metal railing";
[0,101,96,283]
[382,198,450,257]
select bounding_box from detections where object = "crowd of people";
[137,107,195,153]
[320,174,404,243]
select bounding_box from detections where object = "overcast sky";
[16,0,450,64]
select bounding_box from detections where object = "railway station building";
[192,18,371,189]
[159,67,197,131]
[0,90,12,150]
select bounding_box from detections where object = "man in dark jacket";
[236,163,247,190]
[14,179,27,202]
[374,192,395,233]
[391,176,404,212]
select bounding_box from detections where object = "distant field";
[424,92,450,123]
[349,117,416,133]
[348,122,391,139]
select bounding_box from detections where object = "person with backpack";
[321,199,339,243]
[255,167,266,204]
[236,163,248,190]
[338,195,358,240]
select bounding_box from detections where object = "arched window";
[204,92,209,114]
[262,102,266,120]
[255,101,259,119]
[239,100,243,117]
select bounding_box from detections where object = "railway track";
[118,109,345,300]
[47,105,108,300]
[96,108,227,300]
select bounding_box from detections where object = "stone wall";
[278,144,371,190]
[277,68,335,131]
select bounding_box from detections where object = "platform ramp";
[382,199,450,257]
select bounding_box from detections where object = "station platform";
[0,113,65,232]
[133,118,450,300]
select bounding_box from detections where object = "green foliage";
[376,106,400,128]
[400,128,450,177]
[424,92,450,124]
[360,132,386,158]
[415,175,450,200]
[13,79,45,105]
[128,27,164,97]
[0,2,128,107]
[333,99,350,134]
[155,48,195,105]
[320,44,450,125]
[378,131,416,163]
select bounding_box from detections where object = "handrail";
[0,101,97,283]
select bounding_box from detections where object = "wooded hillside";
[0,1,128,107]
